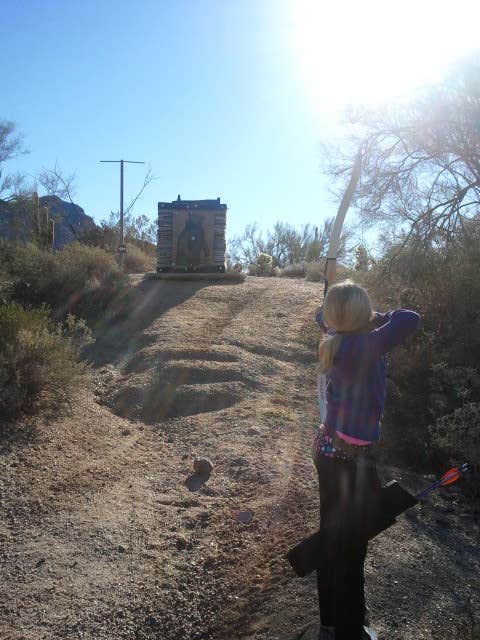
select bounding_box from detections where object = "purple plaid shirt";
[316,308,420,442]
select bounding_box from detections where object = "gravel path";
[1,276,478,640]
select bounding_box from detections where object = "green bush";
[0,303,87,421]
[0,241,132,325]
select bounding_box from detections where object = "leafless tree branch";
[324,57,480,244]
[124,166,158,216]
[37,161,77,203]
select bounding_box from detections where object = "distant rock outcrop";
[39,196,96,248]
[0,195,96,249]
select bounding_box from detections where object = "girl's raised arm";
[368,309,420,355]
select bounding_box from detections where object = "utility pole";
[100,159,145,267]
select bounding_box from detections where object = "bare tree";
[0,120,79,205]
[0,120,26,164]
[37,162,77,203]
[103,166,158,237]
[123,166,157,216]
[0,119,29,199]
[324,56,480,245]
[78,168,158,248]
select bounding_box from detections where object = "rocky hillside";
[0,195,95,248]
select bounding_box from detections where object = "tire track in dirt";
[92,276,324,639]
[97,277,272,424]
[155,279,323,639]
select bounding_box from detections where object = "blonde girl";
[313,280,420,640]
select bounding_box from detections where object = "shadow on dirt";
[89,277,246,369]
[124,347,239,374]
[185,473,210,492]
[89,279,211,366]
[0,420,39,452]
[113,374,248,422]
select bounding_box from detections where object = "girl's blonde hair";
[318,280,373,373]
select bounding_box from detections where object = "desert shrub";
[275,260,352,282]
[361,223,480,470]
[248,253,273,276]
[335,264,356,282]
[123,243,155,273]
[279,262,306,278]
[257,253,273,276]
[0,268,12,303]
[0,241,132,325]
[429,403,480,466]
[77,213,157,254]
[271,260,351,281]
[0,303,87,421]
[429,403,480,506]
[62,313,95,352]
[305,261,324,282]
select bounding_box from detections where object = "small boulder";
[193,457,213,476]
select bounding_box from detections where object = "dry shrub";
[277,260,350,281]
[123,243,155,273]
[0,268,12,303]
[430,403,480,506]
[0,303,88,422]
[0,241,132,325]
[336,263,355,281]
[429,403,480,466]
[361,222,480,471]
[279,262,306,278]
[305,261,324,282]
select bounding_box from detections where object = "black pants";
[315,454,381,640]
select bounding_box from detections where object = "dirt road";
[0,276,478,640]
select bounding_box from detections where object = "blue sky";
[3,0,333,240]
[3,0,478,242]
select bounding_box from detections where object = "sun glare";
[290,0,480,116]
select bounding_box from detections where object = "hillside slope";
[0,196,95,248]
[0,276,478,640]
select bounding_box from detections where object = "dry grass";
[0,240,131,323]
[0,304,87,422]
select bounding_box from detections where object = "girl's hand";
[370,311,390,329]
[315,306,327,332]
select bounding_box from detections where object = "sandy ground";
[0,276,478,640]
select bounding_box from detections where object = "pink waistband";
[335,430,372,446]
